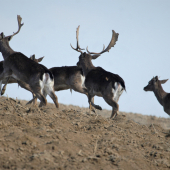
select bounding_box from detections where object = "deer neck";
[1,44,15,60]
[153,84,167,106]
[81,59,95,77]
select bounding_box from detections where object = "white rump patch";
[112,82,124,102]
[39,73,54,95]
[81,75,86,88]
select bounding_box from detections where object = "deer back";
[4,52,53,82]
[49,66,83,87]
[85,67,125,91]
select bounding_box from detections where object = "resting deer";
[0,55,44,105]
[0,15,59,108]
[70,26,126,119]
[144,76,170,116]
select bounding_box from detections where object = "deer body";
[85,67,125,100]
[144,76,170,116]
[49,66,86,94]
[0,15,59,108]
[71,26,125,119]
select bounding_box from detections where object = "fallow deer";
[70,26,126,119]
[0,15,59,108]
[26,55,96,110]
[144,76,170,116]
[0,55,44,105]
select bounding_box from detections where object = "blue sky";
[0,0,170,118]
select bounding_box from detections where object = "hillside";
[0,97,169,170]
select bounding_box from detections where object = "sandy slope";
[0,97,169,170]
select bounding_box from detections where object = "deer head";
[70,26,119,76]
[144,76,169,91]
[0,15,24,58]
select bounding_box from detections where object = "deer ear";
[30,54,35,60]
[155,76,158,81]
[7,36,12,41]
[37,57,44,62]
[160,79,168,84]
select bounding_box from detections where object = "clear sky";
[0,0,170,118]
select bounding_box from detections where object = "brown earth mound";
[0,96,169,170]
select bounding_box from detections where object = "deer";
[144,76,170,116]
[0,15,59,108]
[70,26,126,119]
[25,55,96,110]
[0,55,44,106]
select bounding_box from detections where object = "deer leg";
[26,95,37,105]
[91,97,96,113]
[36,93,47,107]
[103,95,119,119]
[39,89,47,107]
[48,91,59,108]
[88,94,102,111]
[110,104,119,119]
[1,77,10,95]
[32,93,37,106]
[88,96,95,113]
[71,85,96,112]
[0,70,13,95]
[0,80,2,96]
[41,86,59,108]
[30,85,47,107]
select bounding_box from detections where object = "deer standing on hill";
[70,26,126,119]
[0,15,59,108]
[25,55,95,110]
[0,55,44,105]
[144,76,170,116]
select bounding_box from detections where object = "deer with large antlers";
[26,54,96,110]
[144,76,170,116]
[71,26,126,119]
[0,55,44,105]
[0,15,59,107]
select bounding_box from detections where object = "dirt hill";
[0,96,169,170]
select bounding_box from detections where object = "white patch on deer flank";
[39,73,54,95]
[81,75,86,88]
[112,82,124,102]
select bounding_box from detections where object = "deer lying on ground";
[144,76,170,116]
[0,15,59,107]
[0,55,44,105]
[70,26,126,119]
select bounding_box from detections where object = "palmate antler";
[86,30,119,55]
[6,15,24,39]
[70,25,84,53]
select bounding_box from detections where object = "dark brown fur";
[144,76,170,116]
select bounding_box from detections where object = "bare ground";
[0,96,169,170]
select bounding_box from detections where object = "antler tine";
[70,25,84,53]
[7,15,24,38]
[76,25,84,50]
[86,30,119,55]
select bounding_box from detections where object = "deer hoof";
[1,89,5,95]
[110,112,118,119]
[96,105,102,110]
[92,108,96,113]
